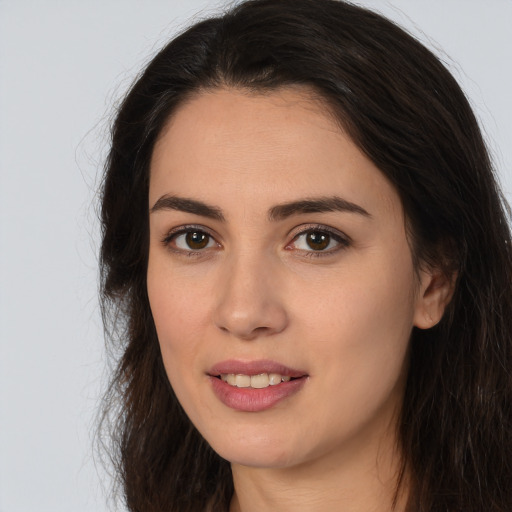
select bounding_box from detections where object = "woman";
[99,0,512,510]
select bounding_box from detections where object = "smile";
[219,373,292,388]
[208,360,308,411]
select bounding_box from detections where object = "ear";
[413,267,457,329]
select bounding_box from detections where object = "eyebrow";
[268,196,371,221]
[150,194,371,221]
[150,195,225,221]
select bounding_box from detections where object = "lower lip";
[209,376,307,412]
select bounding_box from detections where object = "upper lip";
[208,359,307,378]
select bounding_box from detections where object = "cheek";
[303,281,413,383]
[146,260,210,379]
[147,250,213,333]
[299,251,416,412]
[147,273,215,426]
[296,251,416,340]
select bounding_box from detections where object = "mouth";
[214,373,300,389]
[207,360,308,412]
[208,359,307,384]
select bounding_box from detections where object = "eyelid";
[286,223,351,254]
[161,224,221,252]
[160,223,350,256]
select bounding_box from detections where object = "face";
[147,87,435,470]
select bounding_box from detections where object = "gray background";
[1,1,511,511]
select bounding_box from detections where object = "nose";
[213,254,289,341]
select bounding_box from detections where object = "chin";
[205,428,301,469]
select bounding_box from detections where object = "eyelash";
[161,225,219,257]
[287,224,351,258]
[161,224,351,258]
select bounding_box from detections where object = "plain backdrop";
[0,1,511,511]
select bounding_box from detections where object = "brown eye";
[289,227,349,255]
[305,232,330,251]
[168,229,217,252]
[185,231,210,250]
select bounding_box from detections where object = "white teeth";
[220,373,294,388]
[268,373,282,385]
[250,374,269,388]
[235,374,251,388]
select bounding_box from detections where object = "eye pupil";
[186,231,209,249]
[306,232,330,250]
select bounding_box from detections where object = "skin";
[147,87,452,512]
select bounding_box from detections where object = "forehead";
[149,86,402,221]
[152,86,339,168]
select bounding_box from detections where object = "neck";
[229,426,409,512]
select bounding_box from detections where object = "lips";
[208,359,308,412]
[209,359,306,378]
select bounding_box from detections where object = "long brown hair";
[99,1,512,510]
